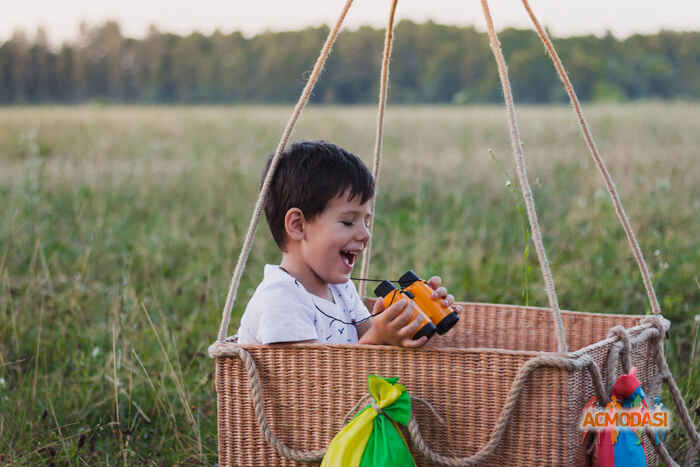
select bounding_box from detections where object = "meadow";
[0,103,698,465]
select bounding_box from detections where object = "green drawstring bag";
[321,374,416,467]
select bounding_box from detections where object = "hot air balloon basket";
[211,302,670,466]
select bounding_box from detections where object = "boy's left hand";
[426,276,462,314]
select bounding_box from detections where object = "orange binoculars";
[374,270,460,340]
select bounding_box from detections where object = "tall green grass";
[0,104,697,464]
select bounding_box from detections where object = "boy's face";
[298,191,373,285]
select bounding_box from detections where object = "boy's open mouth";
[340,249,359,269]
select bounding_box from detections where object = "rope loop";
[607,325,633,374]
[641,315,667,341]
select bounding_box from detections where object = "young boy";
[236,140,460,346]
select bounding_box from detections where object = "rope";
[480,0,567,353]
[342,393,373,426]
[358,0,398,298]
[521,0,662,317]
[605,325,633,391]
[216,0,355,342]
[642,318,700,457]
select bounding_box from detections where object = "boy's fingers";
[397,312,422,337]
[427,276,442,290]
[383,299,408,321]
[432,286,448,299]
[401,336,428,348]
[372,299,385,314]
[390,302,415,329]
[441,294,455,307]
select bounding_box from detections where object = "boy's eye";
[341,221,354,226]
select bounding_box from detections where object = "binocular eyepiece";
[374,270,460,341]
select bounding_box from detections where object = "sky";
[3,0,699,45]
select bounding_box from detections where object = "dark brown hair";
[261,140,375,250]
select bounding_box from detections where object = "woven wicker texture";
[215,304,661,466]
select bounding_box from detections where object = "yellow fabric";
[321,408,377,467]
[369,375,405,409]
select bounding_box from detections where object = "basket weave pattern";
[215,303,661,466]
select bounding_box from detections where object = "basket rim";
[212,301,667,359]
[218,341,543,357]
[364,298,653,320]
[570,317,669,358]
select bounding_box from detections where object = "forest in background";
[0,20,698,104]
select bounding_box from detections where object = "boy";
[236,140,460,346]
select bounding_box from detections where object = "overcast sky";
[3,1,699,44]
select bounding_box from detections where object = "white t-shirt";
[236,265,371,345]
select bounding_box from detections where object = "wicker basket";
[213,302,668,466]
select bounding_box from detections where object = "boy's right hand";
[358,299,428,348]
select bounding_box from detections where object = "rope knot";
[606,325,632,346]
[641,315,667,341]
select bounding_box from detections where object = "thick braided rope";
[216,0,355,341]
[521,0,661,317]
[648,434,679,467]
[481,0,567,353]
[681,441,700,467]
[641,317,700,466]
[358,0,398,298]
[606,325,633,390]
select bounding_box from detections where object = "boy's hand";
[358,299,428,348]
[426,275,463,314]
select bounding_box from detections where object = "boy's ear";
[284,208,306,242]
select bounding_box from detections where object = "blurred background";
[0,1,698,465]
[1,1,700,105]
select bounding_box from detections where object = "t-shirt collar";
[266,264,337,306]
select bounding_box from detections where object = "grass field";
[0,103,698,465]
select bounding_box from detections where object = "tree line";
[1,20,698,104]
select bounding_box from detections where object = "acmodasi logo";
[579,366,671,450]
[580,395,670,433]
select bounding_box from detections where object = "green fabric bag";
[321,375,416,467]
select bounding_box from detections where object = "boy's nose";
[356,224,371,243]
